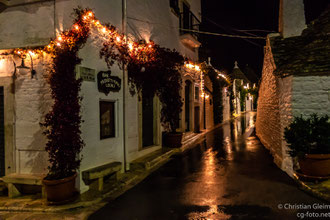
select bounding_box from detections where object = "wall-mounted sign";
[97,70,121,95]
[76,66,96,82]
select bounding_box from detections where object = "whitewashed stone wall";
[292,76,330,116]
[0,0,201,192]
[0,55,52,174]
[257,40,330,177]
[278,76,293,176]
[222,87,230,121]
[14,56,52,174]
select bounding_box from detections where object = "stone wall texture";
[257,39,330,176]
[14,56,52,174]
[292,76,330,116]
[256,43,283,167]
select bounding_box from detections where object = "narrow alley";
[89,112,325,220]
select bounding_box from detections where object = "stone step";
[130,148,174,171]
[0,180,7,196]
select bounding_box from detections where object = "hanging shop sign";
[97,70,121,95]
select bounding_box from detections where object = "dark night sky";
[200,0,329,77]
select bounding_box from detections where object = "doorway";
[194,106,200,133]
[0,87,4,176]
[142,91,154,147]
[185,80,191,132]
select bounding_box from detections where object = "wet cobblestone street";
[89,112,327,220]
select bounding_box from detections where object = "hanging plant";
[100,39,185,133]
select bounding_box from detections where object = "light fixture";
[17,56,30,75]
[16,54,37,78]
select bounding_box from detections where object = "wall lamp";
[16,54,37,78]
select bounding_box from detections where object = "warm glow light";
[28,50,35,56]
[116,36,121,42]
[102,27,107,33]
[194,65,200,71]
[83,16,87,20]
[75,25,79,30]
[57,42,61,46]
[58,36,63,41]
[88,11,93,17]
[0,59,5,70]
[128,43,133,50]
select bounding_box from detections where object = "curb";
[0,174,141,213]
[0,121,228,213]
[293,173,330,202]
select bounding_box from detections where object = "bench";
[3,173,46,198]
[82,162,121,191]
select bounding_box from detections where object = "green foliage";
[284,114,330,158]
[228,85,234,115]
[41,8,89,180]
[100,32,185,133]
[237,84,248,112]
[205,67,228,124]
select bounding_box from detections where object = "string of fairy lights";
[0,10,230,99]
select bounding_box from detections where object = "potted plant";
[160,80,184,148]
[284,114,330,177]
[112,44,185,148]
[41,9,88,203]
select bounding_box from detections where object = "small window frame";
[99,100,116,139]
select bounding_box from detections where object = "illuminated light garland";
[1,8,201,85]
[184,61,206,98]
[3,9,157,64]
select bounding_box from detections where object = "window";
[170,0,180,15]
[100,101,115,139]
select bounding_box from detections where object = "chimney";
[279,0,306,38]
[234,61,239,69]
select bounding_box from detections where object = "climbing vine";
[7,7,192,179]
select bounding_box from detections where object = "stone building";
[256,0,330,176]
[231,61,254,115]
[0,0,212,194]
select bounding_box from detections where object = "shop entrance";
[142,91,154,147]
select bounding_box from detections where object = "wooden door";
[142,92,154,147]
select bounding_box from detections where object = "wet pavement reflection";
[89,112,325,220]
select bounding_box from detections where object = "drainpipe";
[121,0,127,173]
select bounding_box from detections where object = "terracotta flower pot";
[164,132,183,148]
[299,154,330,177]
[42,173,77,203]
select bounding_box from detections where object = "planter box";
[163,132,183,148]
[299,154,330,177]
